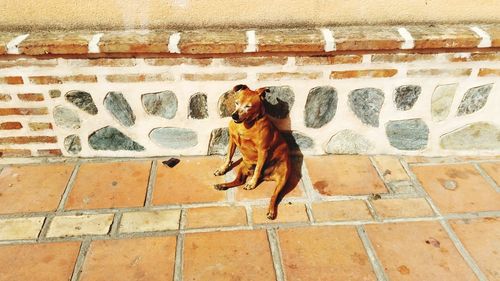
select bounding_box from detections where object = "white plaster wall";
[0,55,498,157]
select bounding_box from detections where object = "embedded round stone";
[264,86,295,119]
[189,93,208,119]
[304,86,338,128]
[457,84,493,116]
[49,89,61,98]
[141,90,177,119]
[385,119,429,150]
[324,130,373,154]
[281,131,314,152]
[440,122,500,150]
[431,84,458,122]
[65,90,98,115]
[64,135,81,154]
[208,128,229,155]
[89,126,144,151]
[348,88,384,127]
[149,127,198,149]
[218,90,236,118]
[104,91,135,127]
[393,85,421,111]
[53,106,80,129]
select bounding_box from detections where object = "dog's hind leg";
[214,135,236,176]
[214,165,248,190]
[267,176,287,220]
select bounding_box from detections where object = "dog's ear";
[233,84,249,92]
[256,87,269,99]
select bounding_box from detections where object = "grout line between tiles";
[57,162,81,212]
[356,225,388,281]
[70,238,91,281]
[144,160,157,207]
[267,228,286,281]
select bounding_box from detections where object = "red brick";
[179,30,247,54]
[257,29,325,52]
[0,93,11,101]
[17,93,44,101]
[99,30,173,53]
[471,52,500,61]
[182,73,246,81]
[0,136,57,144]
[0,76,23,84]
[295,55,363,65]
[333,25,403,51]
[330,69,397,79]
[0,149,31,157]
[37,149,63,156]
[144,58,212,66]
[223,56,287,66]
[28,122,53,131]
[0,108,48,116]
[29,75,97,84]
[407,68,471,77]
[0,242,81,281]
[19,31,93,55]
[478,68,500,77]
[0,58,58,68]
[406,25,481,49]
[0,121,22,130]
[371,53,437,63]
[66,58,137,67]
[258,72,322,81]
[105,73,174,83]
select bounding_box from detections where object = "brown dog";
[213,84,291,220]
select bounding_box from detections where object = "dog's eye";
[235,101,240,106]
[244,105,251,108]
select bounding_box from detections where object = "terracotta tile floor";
[0,155,498,281]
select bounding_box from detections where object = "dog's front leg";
[214,136,236,176]
[244,150,267,190]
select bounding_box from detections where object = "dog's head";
[231,84,268,124]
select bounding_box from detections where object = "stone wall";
[0,24,499,158]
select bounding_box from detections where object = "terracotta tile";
[184,230,275,281]
[152,157,226,205]
[333,25,403,51]
[450,218,500,280]
[406,25,480,49]
[366,221,477,280]
[279,226,376,280]
[257,28,325,52]
[99,30,172,53]
[235,179,304,201]
[66,161,150,210]
[0,164,74,214]
[80,236,176,281]
[306,155,387,196]
[412,164,500,213]
[371,198,434,218]
[186,206,247,228]
[373,155,410,182]
[252,203,308,224]
[0,241,80,281]
[480,162,500,186]
[312,200,373,222]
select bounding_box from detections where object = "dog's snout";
[231,112,239,121]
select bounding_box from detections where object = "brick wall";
[0,24,499,158]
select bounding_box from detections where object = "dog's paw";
[213,184,227,191]
[213,167,226,176]
[266,210,277,220]
[243,182,257,190]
